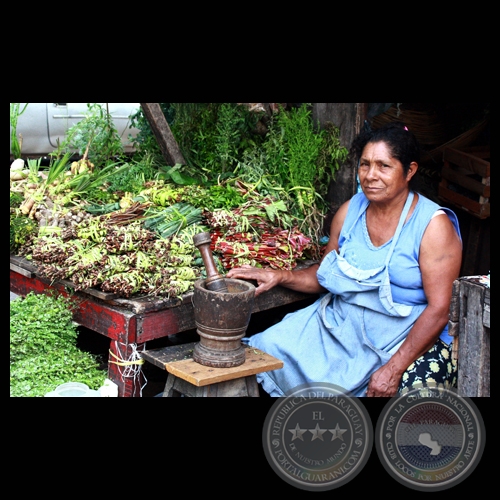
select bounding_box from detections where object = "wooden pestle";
[193,232,229,293]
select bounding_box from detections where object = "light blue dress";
[247,191,461,397]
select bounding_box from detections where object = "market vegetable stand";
[10,254,316,397]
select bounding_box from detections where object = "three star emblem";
[289,423,347,442]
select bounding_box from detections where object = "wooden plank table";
[10,254,316,397]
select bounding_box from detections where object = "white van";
[10,103,141,159]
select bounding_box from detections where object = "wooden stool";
[141,342,283,397]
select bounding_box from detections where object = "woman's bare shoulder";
[327,199,352,250]
[421,211,462,257]
[330,198,350,227]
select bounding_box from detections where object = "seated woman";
[227,121,462,397]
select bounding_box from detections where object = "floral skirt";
[398,338,457,395]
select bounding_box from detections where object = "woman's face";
[358,141,415,204]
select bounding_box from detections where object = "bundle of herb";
[236,104,348,248]
[10,213,38,254]
[143,202,202,238]
[105,154,160,194]
[10,292,105,397]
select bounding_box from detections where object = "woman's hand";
[226,265,283,297]
[365,363,402,397]
[227,262,325,297]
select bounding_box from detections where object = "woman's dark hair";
[349,121,421,176]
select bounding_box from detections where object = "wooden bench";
[141,342,283,397]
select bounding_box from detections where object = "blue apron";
[248,191,428,397]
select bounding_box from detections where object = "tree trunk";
[140,103,186,166]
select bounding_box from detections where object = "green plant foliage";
[44,154,125,207]
[264,105,325,206]
[188,183,246,211]
[56,103,125,167]
[159,163,200,186]
[10,292,105,397]
[237,105,348,227]
[129,103,348,245]
[10,191,23,208]
[143,202,202,238]
[10,212,38,254]
[105,154,161,194]
[10,103,29,159]
[171,103,217,176]
[214,103,255,173]
[138,103,263,183]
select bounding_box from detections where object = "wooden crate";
[448,276,490,397]
[438,146,490,219]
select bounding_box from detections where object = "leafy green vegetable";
[10,292,105,397]
[10,191,23,208]
[143,202,202,238]
[105,154,161,193]
[10,213,38,254]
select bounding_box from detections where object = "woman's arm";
[226,200,350,297]
[225,263,323,297]
[366,213,462,397]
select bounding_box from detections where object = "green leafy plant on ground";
[10,291,106,397]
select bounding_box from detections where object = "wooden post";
[312,103,365,231]
[140,103,186,166]
[455,277,490,397]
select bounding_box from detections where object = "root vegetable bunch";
[204,201,315,270]
[102,221,157,254]
[30,216,205,299]
[211,227,312,270]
